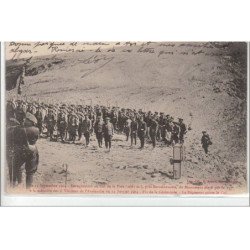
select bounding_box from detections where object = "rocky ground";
[6,131,247,195]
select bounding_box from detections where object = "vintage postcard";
[1,41,249,203]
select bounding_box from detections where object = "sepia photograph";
[1,2,250,250]
[4,41,248,196]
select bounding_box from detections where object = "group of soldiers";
[6,99,213,189]
[7,99,189,150]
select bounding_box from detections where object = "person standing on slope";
[201,131,212,154]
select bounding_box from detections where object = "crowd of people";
[7,99,189,151]
[6,99,214,189]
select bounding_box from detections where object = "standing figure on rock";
[201,131,212,154]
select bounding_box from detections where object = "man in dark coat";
[201,131,212,154]
[6,100,16,121]
[6,112,39,189]
[144,112,152,139]
[124,116,132,141]
[57,112,68,142]
[172,122,180,145]
[149,116,158,148]
[178,118,187,143]
[138,116,147,149]
[35,106,44,135]
[15,101,26,125]
[77,113,84,141]
[130,116,138,146]
[103,117,114,151]
[110,110,118,131]
[67,112,79,143]
[157,112,165,141]
[81,115,92,147]
[44,108,56,141]
[94,116,104,148]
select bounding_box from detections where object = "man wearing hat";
[144,111,152,139]
[81,114,92,147]
[15,101,26,125]
[58,111,68,142]
[68,112,79,143]
[178,118,187,144]
[138,116,147,149]
[201,131,212,154]
[89,110,96,133]
[161,117,167,143]
[44,108,57,140]
[130,116,138,146]
[110,109,118,131]
[35,106,44,135]
[103,117,114,151]
[94,116,104,148]
[157,112,165,141]
[165,120,173,146]
[118,112,126,133]
[6,100,16,121]
[6,112,39,188]
[124,115,132,141]
[77,112,84,141]
[149,116,158,148]
[172,121,180,145]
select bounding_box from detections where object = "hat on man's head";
[25,112,37,125]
